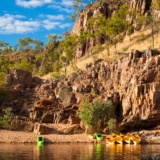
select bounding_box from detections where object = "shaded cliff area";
[1,49,160,133]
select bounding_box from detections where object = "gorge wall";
[6,49,160,132]
[72,0,155,58]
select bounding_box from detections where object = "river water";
[0,143,160,160]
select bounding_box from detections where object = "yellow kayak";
[88,134,96,139]
[131,134,141,144]
[114,135,123,144]
[120,133,131,144]
[106,136,115,144]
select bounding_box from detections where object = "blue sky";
[0,0,78,48]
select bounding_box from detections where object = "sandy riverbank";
[1,129,160,144]
[0,130,96,143]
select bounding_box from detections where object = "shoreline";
[0,130,95,143]
[1,130,160,144]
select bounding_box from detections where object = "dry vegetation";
[50,27,159,78]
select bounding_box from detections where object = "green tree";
[70,0,96,20]
[0,41,12,54]
[18,37,32,50]
[87,4,129,55]
[87,14,111,56]
[0,107,14,129]
[152,0,160,10]
[107,4,129,49]
[0,72,7,86]
[18,37,43,51]
[46,34,62,47]
[14,58,33,71]
[107,118,117,133]
[32,39,44,51]
[59,34,78,75]
[136,14,159,49]
[79,98,116,132]
[0,57,11,73]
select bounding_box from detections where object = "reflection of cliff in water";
[0,143,160,159]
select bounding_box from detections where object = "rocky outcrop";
[4,49,160,132]
[72,1,111,58]
[72,2,109,35]
[127,0,152,24]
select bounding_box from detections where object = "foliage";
[0,41,13,54]
[87,4,129,55]
[152,0,160,10]
[18,37,44,51]
[107,118,117,133]
[14,58,33,72]
[70,0,96,20]
[79,98,116,132]
[46,34,62,47]
[0,107,14,129]
[0,72,8,87]
[136,13,159,49]
[51,72,61,79]
[0,56,11,73]
[59,87,72,101]
[39,64,53,76]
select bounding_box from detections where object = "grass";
[42,27,160,79]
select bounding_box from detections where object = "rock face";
[5,49,160,132]
[72,1,111,58]
[127,0,152,24]
[130,0,152,15]
[72,2,109,35]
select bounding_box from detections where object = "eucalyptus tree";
[59,34,78,76]
[107,4,129,49]
[87,14,111,56]
[152,0,160,10]
[46,34,62,46]
[86,4,129,55]
[70,0,96,20]
[0,41,12,54]
[135,1,160,49]
[33,39,44,51]
[18,37,44,51]
[18,37,32,50]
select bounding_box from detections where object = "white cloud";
[0,14,40,34]
[48,4,73,13]
[0,13,72,34]
[15,0,52,8]
[61,0,73,7]
[59,23,72,29]
[42,20,60,30]
[48,0,74,13]
[46,14,64,20]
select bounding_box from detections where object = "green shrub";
[0,107,14,129]
[59,87,72,101]
[0,72,7,86]
[79,98,116,132]
[107,118,117,133]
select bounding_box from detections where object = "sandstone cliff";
[4,49,160,132]
[71,0,155,59]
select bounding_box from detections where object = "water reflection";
[0,143,160,160]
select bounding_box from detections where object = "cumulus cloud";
[42,20,60,30]
[0,13,72,34]
[46,14,65,20]
[15,0,52,8]
[48,0,74,13]
[61,0,73,7]
[0,14,40,34]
